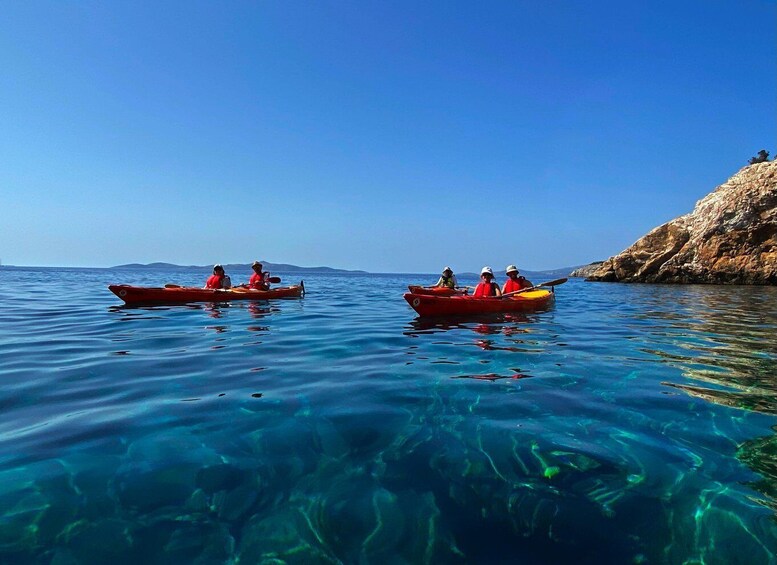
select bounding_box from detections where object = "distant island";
[111,262,368,274]
[454,266,583,279]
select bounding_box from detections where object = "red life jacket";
[503,279,520,294]
[249,272,269,290]
[503,277,531,293]
[205,274,223,289]
[474,281,498,297]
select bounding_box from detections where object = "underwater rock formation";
[587,160,777,284]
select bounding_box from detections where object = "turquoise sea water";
[1,267,776,564]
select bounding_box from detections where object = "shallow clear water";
[1,267,776,564]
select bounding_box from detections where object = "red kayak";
[407,285,467,296]
[404,288,554,317]
[109,282,305,305]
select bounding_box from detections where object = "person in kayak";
[502,265,533,294]
[248,261,270,290]
[434,266,459,289]
[205,264,232,289]
[473,266,502,297]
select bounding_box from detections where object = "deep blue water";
[1,267,776,564]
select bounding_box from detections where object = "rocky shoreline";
[586,160,777,284]
[569,262,604,278]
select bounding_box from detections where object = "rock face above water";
[587,160,777,284]
[569,262,604,278]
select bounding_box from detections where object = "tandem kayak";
[109,282,305,305]
[403,288,554,317]
[407,285,467,296]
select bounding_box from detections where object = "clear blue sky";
[1,1,774,272]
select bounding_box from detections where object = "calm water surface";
[1,267,776,564]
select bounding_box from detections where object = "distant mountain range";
[111,262,368,274]
[0,261,588,276]
[458,265,587,278]
[111,262,584,277]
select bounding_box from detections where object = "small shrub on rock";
[748,149,770,164]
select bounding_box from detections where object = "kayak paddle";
[501,277,568,298]
[164,284,225,289]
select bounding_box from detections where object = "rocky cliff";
[587,160,777,284]
[569,262,604,278]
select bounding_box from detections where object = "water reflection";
[247,302,273,319]
[737,432,777,515]
[599,284,777,525]
[402,312,549,373]
[451,371,533,381]
[636,286,777,417]
[406,312,533,334]
[203,303,229,318]
[661,381,777,416]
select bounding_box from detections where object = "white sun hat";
[442,266,453,274]
[506,264,519,274]
[480,266,494,277]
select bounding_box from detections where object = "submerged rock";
[57,518,135,565]
[587,161,777,284]
[237,505,340,564]
[162,522,235,564]
[195,463,247,494]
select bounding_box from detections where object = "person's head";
[213,264,224,275]
[442,266,453,276]
[480,266,494,280]
[506,265,519,279]
[252,261,263,272]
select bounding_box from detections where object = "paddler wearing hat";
[248,261,271,290]
[501,265,533,294]
[205,264,232,289]
[473,266,502,297]
[434,266,459,289]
